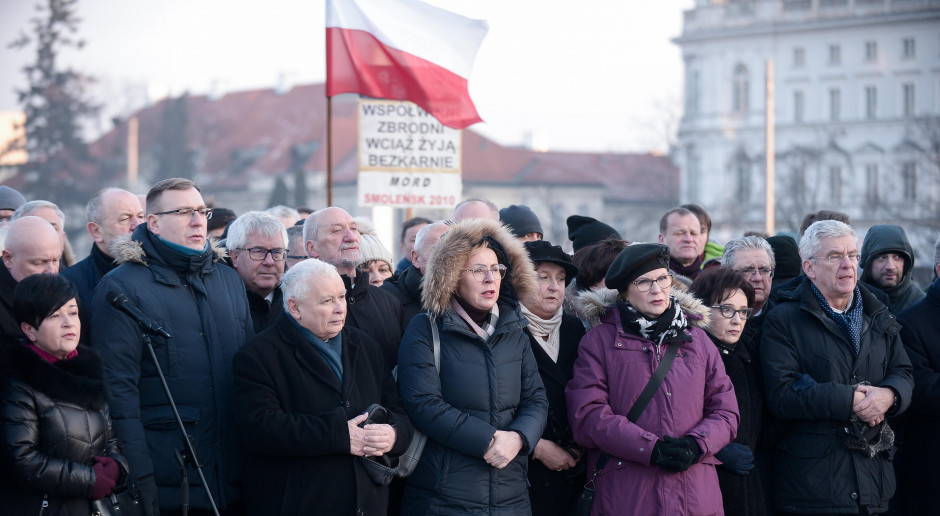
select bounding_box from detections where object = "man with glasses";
[91,178,253,516]
[722,236,776,317]
[760,220,913,516]
[227,211,289,332]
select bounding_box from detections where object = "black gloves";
[136,474,160,516]
[715,442,755,475]
[652,435,702,473]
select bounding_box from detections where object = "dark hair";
[207,207,237,233]
[400,217,432,243]
[688,267,755,308]
[13,274,80,330]
[573,236,629,291]
[680,203,712,235]
[659,207,695,234]
[146,178,200,214]
[799,209,850,237]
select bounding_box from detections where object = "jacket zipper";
[38,494,48,515]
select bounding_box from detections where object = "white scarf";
[521,304,563,362]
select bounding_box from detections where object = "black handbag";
[567,340,681,516]
[91,482,144,516]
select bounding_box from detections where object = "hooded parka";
[397,219,548,516]
[860,225,924,314]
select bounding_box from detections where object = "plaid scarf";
[810,282,864,355]
[451,298,499,341]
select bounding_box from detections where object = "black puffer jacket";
[345,268,406,370]
[0,342,127,515]
[381,263,424,328]
[761,278,914,514]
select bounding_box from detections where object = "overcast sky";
[0,0,693,153]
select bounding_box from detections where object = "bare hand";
[362,423,397,456]
[348,413,369,456]
[853,385,894,426]
[483,431,523,469]
[533,439,578,471]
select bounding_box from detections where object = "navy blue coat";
[90,226,252,511]
[397,304,548,515]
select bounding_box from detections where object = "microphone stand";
[141,331,221,516]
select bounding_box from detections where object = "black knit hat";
[524,240,579,287]
[766,235,800,286]
[567,215,621,253]
[605,243,670,293]
[499,205,543,238]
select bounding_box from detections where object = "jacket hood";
[0,342,109,410]
[860,225,914,275]
[421,218,537,316]
[571,287,711,330]
[110,225,228,266]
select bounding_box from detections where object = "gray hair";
[722,236,776,270]
[286,224,304,247]
[266,205,300,222]
[799,220,856,260]
[414,220,450,255]
[302,207,354,246]
[86,187,134,224]
[280,258,340,311]
[12,200,65,227]
[226,211,288,251]
[933,236,940,268]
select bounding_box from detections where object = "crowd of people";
[0,179,936,516]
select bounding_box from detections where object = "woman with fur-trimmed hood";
[565,243,739,516]
[397,218,548,515]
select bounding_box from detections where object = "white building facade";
[674,0,940,262]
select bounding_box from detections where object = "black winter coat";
[0,343,127,516]
[245,286,283,333]
[897,279,940,515]
[381,264,424,328]
[397,305,548,516]
[233,313,413,516]
[90,225,253,511]
[344,269,406,370]
[0,263,20,341]
[525,313,585,516]
[761,279,914,514]
[61,244,118,310]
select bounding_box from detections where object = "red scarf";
[26,343,78,364]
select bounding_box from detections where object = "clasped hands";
[651,435,701,473]
[348,412,397,457]
[484,430,523,469]
[852,384,894,427]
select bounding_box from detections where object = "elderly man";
[658,207,707,281]
[233,258,413,515]
[394,217,431,275]
[91,178,253,516]
[382,220,451,325]
[723,236,776,317]
[761,220,913,515]
[0,216,62,338]
[12,199,75,268]
[860,224,925,314]
[227,211,289,333]
[62,188,144,306]
[897,237,940,514]
[304,207,405,369]
[452,197,499,222]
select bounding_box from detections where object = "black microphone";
[108,292,172,339]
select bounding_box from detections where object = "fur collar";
[0,342,110,410]
[109,233,228,266]
[421,219,538,316]
[572,287,711,330]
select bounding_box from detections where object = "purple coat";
[566,290,740,516]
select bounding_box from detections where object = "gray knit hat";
[0,186,27,211]
[358,233,394,268]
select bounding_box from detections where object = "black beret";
[605,243,670,292]
[567,215,621,253]
[524,240,578,286]
[499,205,543,238]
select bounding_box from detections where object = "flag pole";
[327,95,334,207]
[764,59,775,236]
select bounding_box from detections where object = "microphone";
[108,292,172,339]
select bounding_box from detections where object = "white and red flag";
[326,0,488,129]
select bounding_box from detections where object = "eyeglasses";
[286,255,308,261]
[153,207,213,220]
[464,264,507,282]
[810,253,860,265]
[633,274,673,292]
[711,305,754,320]
[236,247,289,261]
[736,267,775,279]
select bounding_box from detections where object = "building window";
[865,86,877,119]
[829,166,842,204]
[903,83,915,117]
[865,41,877,61]
[829,44,841,65]
[793,47,805,68]
[794,91,804,123]
[829,88,841,121]
[902,37,915,58]
[902,162,916,201]
[737,161,751,203]
[865,164,879,203]
[733,64,749,114]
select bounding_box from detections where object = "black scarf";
[617,296,688,347]
[669,254,703,280]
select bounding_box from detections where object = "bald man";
[0,216,63,338]
[453,198,499,222]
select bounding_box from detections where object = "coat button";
[617,342,622,347]
[617,461,622,465]
[642,346,647,350]
[851,492,858,500]
[639,448,644,452]
[666,392,672,396]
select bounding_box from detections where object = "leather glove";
[91,462,117,500]
[652,435,701,473]
[791,373,817,392]
[136,474,161,516]
[715,442,754,476]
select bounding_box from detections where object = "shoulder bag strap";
[428,314,441,372]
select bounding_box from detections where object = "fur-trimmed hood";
[0,341,110,410]
[421,218,538,316]
[109,225,228,267]
[571,287,711,330]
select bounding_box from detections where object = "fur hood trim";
[421,218,538,316]
[110,233,228,266]
[0,342,110,410]
[572,287,711,330]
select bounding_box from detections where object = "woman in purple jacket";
[566,243,739,515]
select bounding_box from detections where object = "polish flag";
[326,0,488,129]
